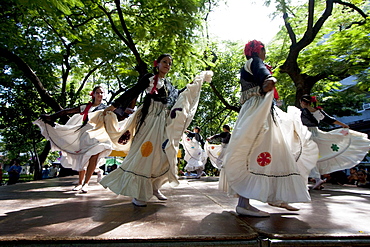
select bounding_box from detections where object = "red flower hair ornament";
[153,60,158,67]
[244,40,264,57]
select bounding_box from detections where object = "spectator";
[48,164,59,178]
[42,165,50,179]
[347,167,358,185]
[357,165,370,181]
[356,170,370,188]
[7,158,22,185]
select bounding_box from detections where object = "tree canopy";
[0,0,216,171]
[267,0,369,107]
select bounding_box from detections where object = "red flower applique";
[257,152,271,167]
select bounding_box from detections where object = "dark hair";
[194,126,201,132]
[91,86,103,104]
[223,125,230,131]
[358,165,366,170]
[136,54,173,136]
[357,170,367,176]
[10,158,20,165]
[153,54,173,74]
[301,94,317,108]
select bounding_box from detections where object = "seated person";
[356,170,370,188]
[347,167,358,185]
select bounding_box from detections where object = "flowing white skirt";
[309,126,369,175]
[223,91,318,203]
[100,72,207,201]
[205,142,227,169]
[181,134,207,171]
[33,111,116,171]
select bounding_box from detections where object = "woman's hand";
[262,77,276,92]
[103,105,117,115]
[124,108,135,115]
[203,71,213,83]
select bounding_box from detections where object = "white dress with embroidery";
[100,72,209,201]
[33,105,118,171]
[181,133,207,171]
[223,90,319,203]
[292,107,370,176]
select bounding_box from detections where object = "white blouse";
[146,76,165,94]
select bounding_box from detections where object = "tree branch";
[209,82,240,112]
[0,47,62,112]
[333,0,368,19]
[97,3,130,47]
[333,0,368,29]
[113,0,147,76]
[283,12,297,45]
[307,0,314,31]
[71,60,106,104]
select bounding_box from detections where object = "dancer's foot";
[268,202,300,211]
[236,206,270,217]
[312,178,326,190]
[153,190,167,200]
[132,198,147,207]
[81,184,89,193]
[72,184,82,191]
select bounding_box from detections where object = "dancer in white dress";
[100,54,213,207]
[298,94,370,190]
[34,86,112,193]
[222,40,318,217]
[182,127,207,178]
[206,125,231,169]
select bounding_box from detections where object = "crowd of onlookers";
[317,164,370,188]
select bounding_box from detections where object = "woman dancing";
[182,126,207,179]
[206,124,231,169]
[100,54,213,206]
[222,40,318,217]
[298,94,370,190]
[34,86,112,193]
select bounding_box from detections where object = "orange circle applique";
[211,146,215,149]
[141,141,153,157]
[257,152,271,167]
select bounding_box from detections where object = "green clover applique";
[331,144,340,152]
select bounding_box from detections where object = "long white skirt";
[223,91,318,203]
[205,142,227,169]
[33,110,114,171]
[100,72,207,201]
[181,134,207,171]
[309,126,369,175]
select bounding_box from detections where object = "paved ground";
[1,175,370,246]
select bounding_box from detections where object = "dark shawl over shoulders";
[300,108,336,127]
[240,57,271,92]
